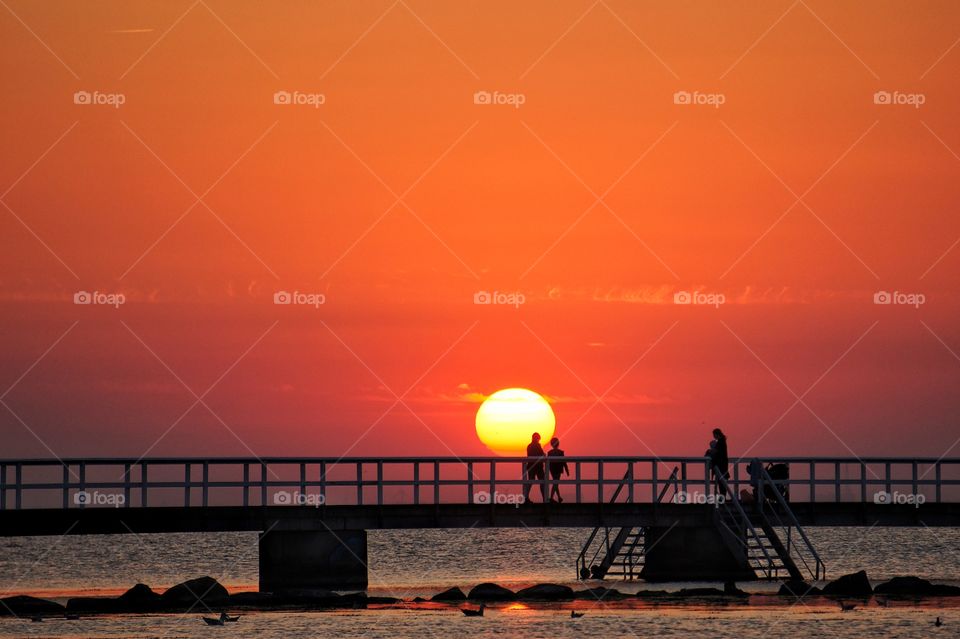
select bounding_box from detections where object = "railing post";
[123,463,131,508]
[243,463,249,507]
[434,461,440,505]
[833,462,840,502]
[575,462,581,504]
[15,464,21,510]
[860,463,867,503]
[377,461,383,507]
[300,463,307,498]
[597,460,604,503]
[885,462,892,496]
[62,464,69,509]
[357,462,363,506]
[680,462,687,496]
[936,462,942,503]
[413,462,420,505]
[185,463,191,507]
[651,462,658,505]
[467,461,474,504]
[260,462,267,506]
[141,463,148,508]
[319,461,326,505]
[912,461,918,498]
[1,464,6,510]
[202,462,209,507]
[488,461,495,505]
[809,461,815,503]
[78,462,86,509]
[627,463,634,503]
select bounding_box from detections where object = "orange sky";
[1,1,959,460]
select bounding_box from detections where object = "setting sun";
[475,389,556,456]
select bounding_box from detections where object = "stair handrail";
[714,472,780,578]
[754,460,825,581]
[576,466,679,579]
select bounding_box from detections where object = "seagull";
[571,610,585,618]
[875,597,888,607]
[461,603,485,617]
[935,617,943,627]
[839,601,857,612]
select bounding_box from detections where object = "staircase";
[714,464,825,581]
[576,467,679,580]
[577,461,825,583]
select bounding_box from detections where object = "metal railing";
[0,456,956,510]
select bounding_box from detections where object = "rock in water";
[0,596,65,616]
[822,570,872,596]
[574,587,629,600]
[160,576,229,607]
[874,576,960,596]
[430,587,467,602]
[516,584,575,601]
[467,583,516,601]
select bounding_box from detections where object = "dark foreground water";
[0,527,958,638]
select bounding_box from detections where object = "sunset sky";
[1,1,959,461]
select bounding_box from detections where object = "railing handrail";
[755,461,826,580]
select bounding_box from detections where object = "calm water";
[0,527,958,637]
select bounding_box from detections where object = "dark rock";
[574,587,629,600]
[65,597,123,613]
[430,587,467,602]
[468,583,516,601]
[676,588,727,597]
[0,595,65,616]
[875,576,960,597]
[822,570,873,596]
[119,583,159,604]
[413,597,428,603]
[161,576,229,607]
[366,596,401,604]
[778,580,823,597]
[516,584,575,601]
[724,581,749,597]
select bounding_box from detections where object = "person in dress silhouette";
[706,428,729,495]
[523,432,546,503]
[547,437,569,503]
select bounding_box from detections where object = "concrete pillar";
[640,525,755,581]
[259,529,368,593]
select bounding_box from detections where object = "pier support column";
[640,525,755,582]
[259,529,368,592]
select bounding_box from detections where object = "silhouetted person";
[523,432,546,503]
[707,428,729,494]
[547,437,569,503]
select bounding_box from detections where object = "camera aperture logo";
[672,490,725,506]
[73,90,125,108]
[73,490,125,508]
[273,90,326,108]
[673,290,725,308]
[474,290,525,308]
[873,290,925,308]
[473,90,525,108]
[274,290,326,308]
[273,490,326,507]
[74,291,125,308]
[873,90,925,108]
[673,90,725,108]
[873,490,925,508]
[474,490,523,507]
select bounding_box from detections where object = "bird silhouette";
[935,617,943,627]
[571,610,585,618]
[839,601,857,612]
[461,603,485,617]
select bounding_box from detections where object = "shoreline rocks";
[874,576,960,597]
[467,583,516,601]
[822,570,873,597]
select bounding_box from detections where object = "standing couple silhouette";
[522,432,569,503]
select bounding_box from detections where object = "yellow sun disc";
[475,388,556,456]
